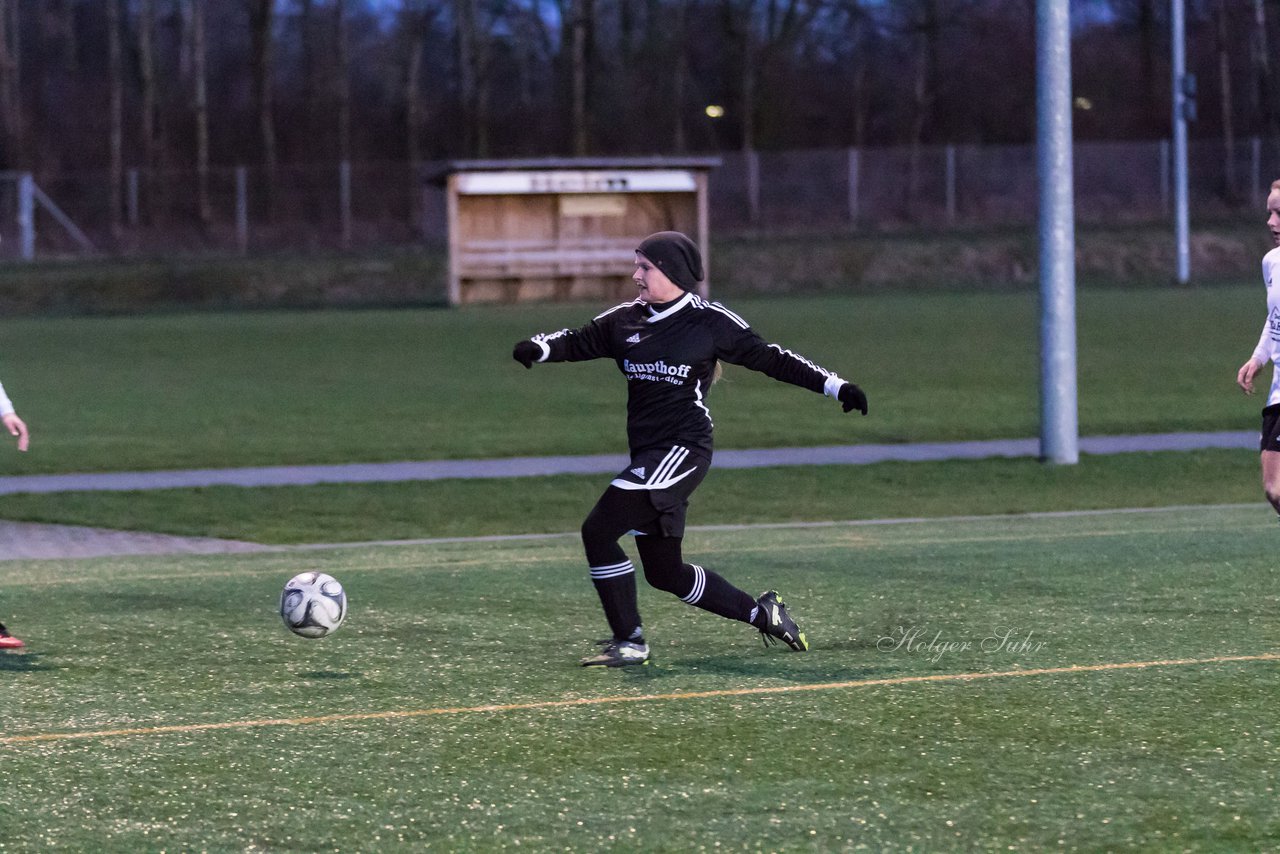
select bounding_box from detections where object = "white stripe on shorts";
[610,445,697,491]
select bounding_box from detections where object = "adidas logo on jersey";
[625,333,642,343]
[630,467,646,478]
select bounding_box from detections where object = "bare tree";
[0,0,20,167]
[884,0,943,213]
[455,0,492,155]
[298,0,319,156]
[1249,0,1278,160]
[510,0,554,136]
[193,0,212,225]
[137,0,160,222]
[406,45,425,167]
[248,0,278,215]
[569,0,591,154]
[109,0,125,240]
[1215,0,1236,200]
[722,0,823,152]
[53,0,77,73]
[666,0,692,154]
[335,0,351,162]
[400,0,438,168]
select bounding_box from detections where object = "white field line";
[0,501,1269,588]
[4,652,1277,746]
[279,502,1269,552]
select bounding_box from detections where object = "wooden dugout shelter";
[441,157,719,305]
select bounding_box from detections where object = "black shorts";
[609,444,711,538]
[1261,403,1280,452]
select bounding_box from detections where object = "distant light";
[1073,97,1093,111]
[705,105,725,119]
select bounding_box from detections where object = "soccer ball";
[279,571,348,638]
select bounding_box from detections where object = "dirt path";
[0,521,271,561]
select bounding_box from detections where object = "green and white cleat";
[581,640,651,667]
[755,590,809,651]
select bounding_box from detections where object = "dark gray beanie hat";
[637,231,703,290]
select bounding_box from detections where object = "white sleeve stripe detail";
[824,375,847,398]
[595,299,643,320]
[533,339,550,361]
[704,300,750,329]
[768,344,834,378]
[0,380,12,416]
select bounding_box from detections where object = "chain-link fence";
[2,137,1278,261]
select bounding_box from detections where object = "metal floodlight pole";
[1036,0,1079,465]
[1172,0,1191,284]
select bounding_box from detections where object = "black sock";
[589,560,644,643]
[681,564,757,622]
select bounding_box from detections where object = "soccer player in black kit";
[513,231,868,667]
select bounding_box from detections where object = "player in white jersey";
[1235,178,1280,516]
[513,231,867,667]
[0,374,29,649]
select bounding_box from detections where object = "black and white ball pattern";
[280,571,348,638]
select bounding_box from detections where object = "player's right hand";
[2,413,28,452]
[1238,358,1262,394]
[839,382,868,415]
[513,340,540,369]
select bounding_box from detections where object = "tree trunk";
[1216,0,1236,202]
[1251,0,1279,159]
[846,6,869,148]
[108,0,124,241]
[738,18,755,153]
[0,0,20,168]
[335,0,351,163]
[193,0,212,226]
[570,0,591,155]
[57,0,76,73]
[455,0,478,154]
[672,0,688,153]
[1137,0,1162,134]
[298,0,317,157]
[249,0,277,218]
[138,0,158,223]
[405,25,424,169]
[905,0,939,218]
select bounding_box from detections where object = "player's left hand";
[839,382,868,415]
[1238,358,1262,395]
[2,413,29,451]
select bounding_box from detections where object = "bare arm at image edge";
[0,379,30,452]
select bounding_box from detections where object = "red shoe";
[0,623,24,649]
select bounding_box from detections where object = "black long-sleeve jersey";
[530,291,847,457]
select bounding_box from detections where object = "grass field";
[4,505,1279,851]
[0,286,1263,476]
[0,285,1269,541]
[3,282,1279,850]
